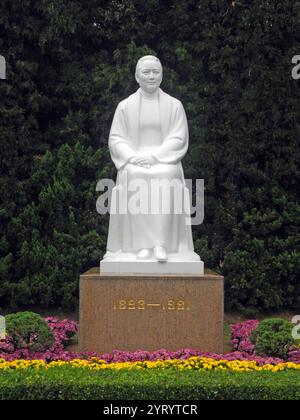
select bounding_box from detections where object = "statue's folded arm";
[150,101,189,165]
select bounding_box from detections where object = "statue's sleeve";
[151,101,189,164]
[108,102,136,170]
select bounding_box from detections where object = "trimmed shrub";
[0,369,300,400]
[250,318,295,360]
[5,312,54,352]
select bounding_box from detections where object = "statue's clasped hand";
[130,154,156,169]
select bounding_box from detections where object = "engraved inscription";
[113,299,190,311]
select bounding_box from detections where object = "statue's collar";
[138,87,160,100]
[136,87,164,97]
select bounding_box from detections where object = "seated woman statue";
[102,55,202,271]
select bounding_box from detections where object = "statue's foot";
[153,246,168,262]
[137,248,151,260]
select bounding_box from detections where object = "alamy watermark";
[292,315,300,340]
[292,55,300,80]
[0,55,6,80]
[96,176,204,226]
[0,316,5,340]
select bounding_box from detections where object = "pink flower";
[0,316,298,365]
[230,320,259,354]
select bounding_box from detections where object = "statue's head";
[135,55,163,94]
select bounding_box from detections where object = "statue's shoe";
[153,246,168,262]
[137,248,151,260]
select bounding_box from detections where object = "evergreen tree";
[0,0,299,312]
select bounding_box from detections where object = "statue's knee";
[158,165,181,179]
[124,164,143,179]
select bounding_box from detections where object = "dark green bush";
[5,312,54,352]
[250,318,295,360]
[0,368,300,400]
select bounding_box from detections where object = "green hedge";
[1,368,300,400]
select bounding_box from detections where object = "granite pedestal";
[79,268,224,354]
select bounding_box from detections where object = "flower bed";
[230,319,300,362]
[1,316,299,400]
[0,317,299,366]
[1,357,300,372]
[0,317,78,361]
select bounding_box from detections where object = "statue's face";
[136,59,162,94]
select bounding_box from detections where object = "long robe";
[104,88,200,261]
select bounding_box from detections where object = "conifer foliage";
[0,1,299,311]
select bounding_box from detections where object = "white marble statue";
[100,55,203,274]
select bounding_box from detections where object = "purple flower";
[230,320,259,354]
[0,316,298,365]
